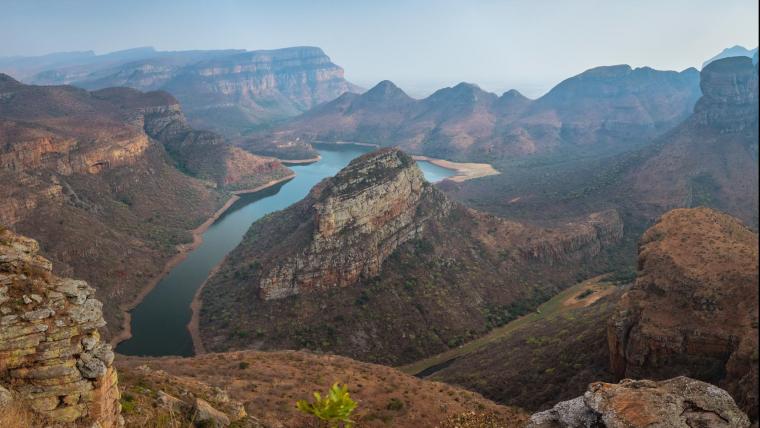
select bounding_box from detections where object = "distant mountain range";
[703,45,758,68]
[258,65,701,162]
[0,46,360,136]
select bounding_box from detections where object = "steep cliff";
[0,228,121,426]
[0,75,288,339]
[15,46,360,136]
[261,65,699,161]
[608,208,759,421]
[198,148,623,364]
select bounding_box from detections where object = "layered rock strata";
[0,228,121,426]
[608,208,759,421]
[259,148,444,299]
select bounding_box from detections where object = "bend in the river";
[115,146,456,356]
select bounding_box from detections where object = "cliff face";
[0,229,121,426]
[199,148,622,364]
[528,377,750,428]
[608,208,759,421]
[258,148,445,300]
[17,47,360,136]
[629,56,759,227]
[0,75,288,339]
[262,65,699,161]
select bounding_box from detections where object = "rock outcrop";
[198,148,622,364]
[608,208,759,421]
[528,377,750,428]
[258,148,447,300]
[0,228,121,426]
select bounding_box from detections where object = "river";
[115,146,455,356]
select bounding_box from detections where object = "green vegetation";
[296,383,357,428]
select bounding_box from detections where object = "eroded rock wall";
[0,228,121,426]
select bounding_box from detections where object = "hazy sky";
[2,0,758,97]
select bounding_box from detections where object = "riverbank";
[110,172,296,349]
[411,156,499,182]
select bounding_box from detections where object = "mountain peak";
[360,80,414,105]
[695,56,758,129]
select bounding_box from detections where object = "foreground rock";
[528,377,750,428]
[608,207,759,421]
[199,148,623,364]
[0,228,121,426]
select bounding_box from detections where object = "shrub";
[386,397,404,411]
[238,361,250,369]
[296,383,357,428]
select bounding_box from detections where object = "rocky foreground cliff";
[0,74,290,339]
[0,228,121,427]
[198,148,623,364]
[608,207,759,421]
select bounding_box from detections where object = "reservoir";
[115,146,455,356]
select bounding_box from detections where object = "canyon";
[198,148,624,364]
[0,74,290,340]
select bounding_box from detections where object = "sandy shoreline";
[110,172,296,349]
[412,155,500,182]
[279,155,321,164]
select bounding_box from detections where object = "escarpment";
[0,75,288,339]
[0,228,121,426]
[608,208,759,421]
[198,148,622,364]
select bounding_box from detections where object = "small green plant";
[296,383,357,428]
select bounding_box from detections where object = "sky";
[2,0,758,97]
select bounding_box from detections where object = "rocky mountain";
[0,228,121,427]
[703,45,758,68]
[628,56,759,227]
[197,148,623,364]
[2,46,361,136]
[256,65,700,161]
[528,377,750,428]
[608,208,759,421]
[0,74,290,338]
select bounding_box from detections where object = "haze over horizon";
[2,0,758,97]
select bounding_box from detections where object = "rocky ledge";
[0,228,121,426]
[528,377,750,427]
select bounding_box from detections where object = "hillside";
[116,351,528,428]
[255,65,700,162]
[2,46,361,136]
[425,207,758,423]
[0,75,290,339]
[197,148,623,365]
